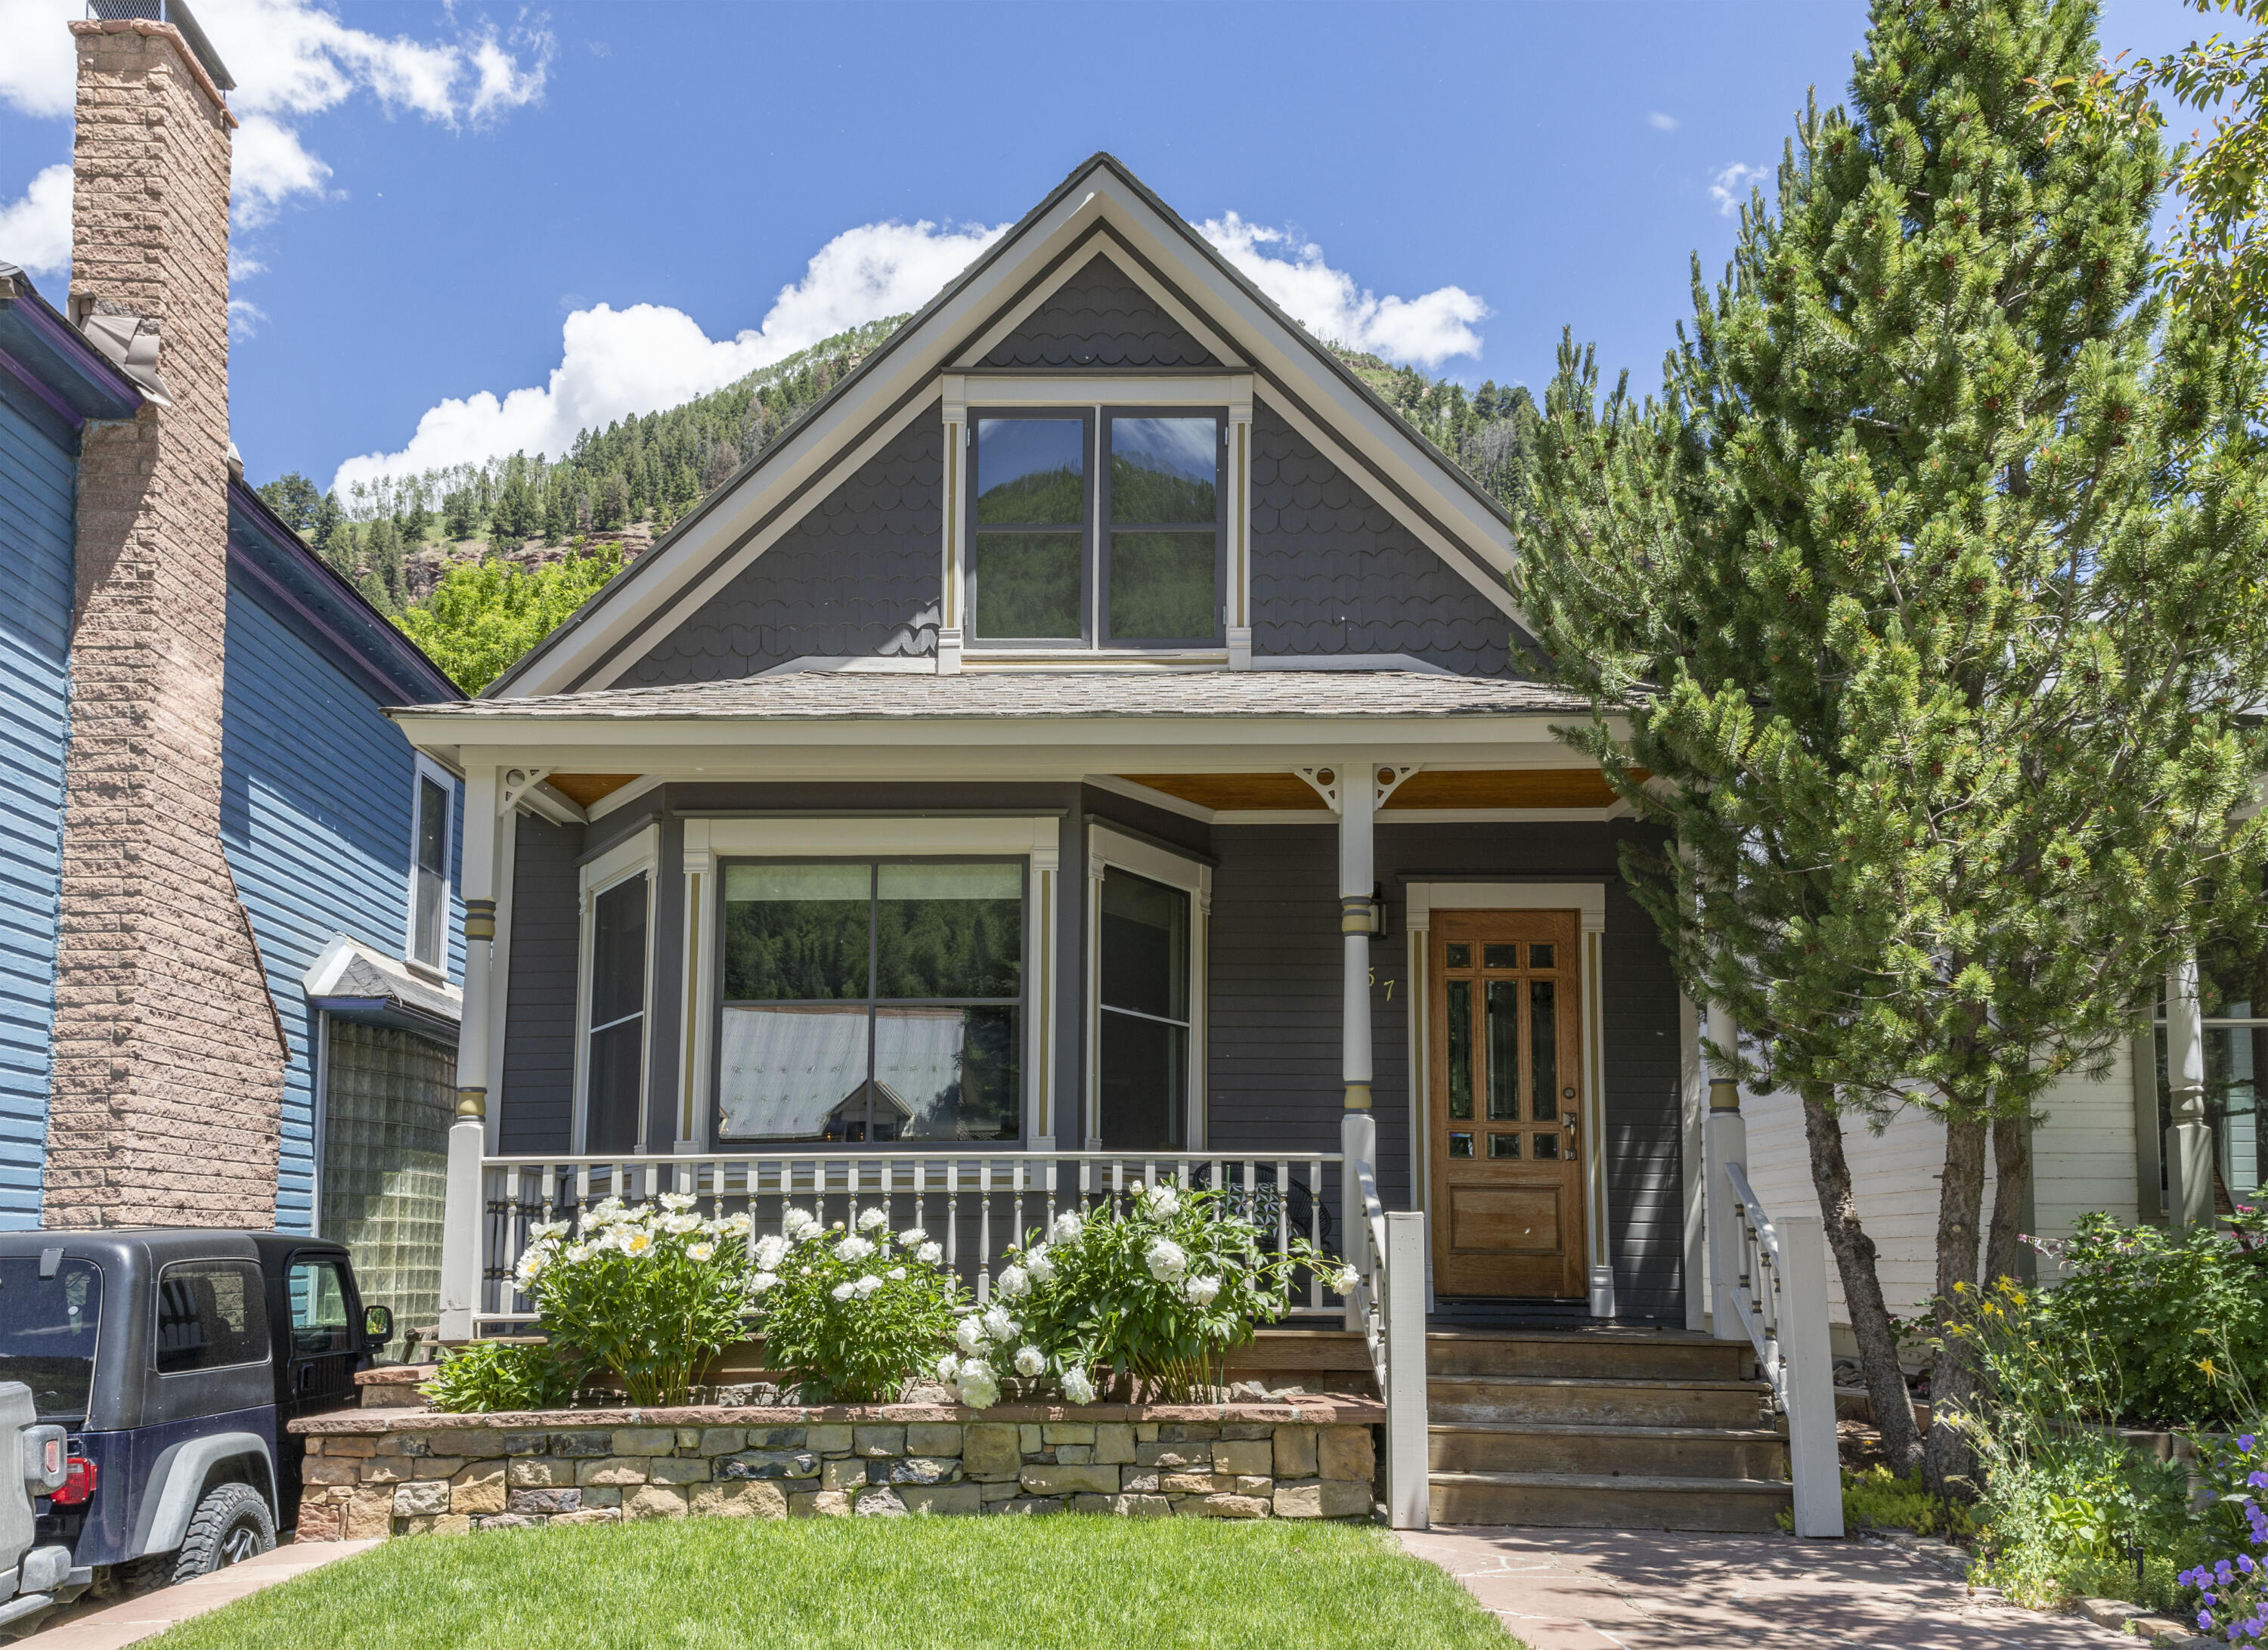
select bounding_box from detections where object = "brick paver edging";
[289,1403,1385,1537]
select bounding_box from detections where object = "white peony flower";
[854,1274,884,1298]
[752,1235,789,1271]
[1061,1367,1096,1405]
[686,1241,716,1263]
[995,1265,1030,1299]
[1024,1245,1054,1283]
[916,1242,943,1265]
[718,1212,753,1237]
[782,1206,820,1239]
[659,1191,697,1213]
[834,1235,875,1264]
[936,1353,960,1382]
[887,1266,906,1280]
[1141,1182,1182,1218]
[857,1207,889,1232]
[831,1280,857,1301]
[981,1304,1018,1342]
[619,1229,655,1257]
[1184,1274,1221,1307]
[955,1362,1000,1410]
[1015,1345,1046,1377]
[956,1317,988,1354]
[1144,1237,1187,1281]
[661,1213,702,1236]
[1049,1210,1084,1244]
[750,1271,779,1293]
[899,1227,927,1247]
[1328,1266,1361,1296]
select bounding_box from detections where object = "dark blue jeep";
[0,1231,389,1595]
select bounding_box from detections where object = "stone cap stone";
[290,1398,1389,1435]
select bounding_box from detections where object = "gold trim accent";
[463,898,497,943]
[1708,1079,1742,1113]
[1343,1082,1373,1111]
[455,1086,488,1119]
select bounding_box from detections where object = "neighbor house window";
[584,873,650,1154]
[2156,946,2266,1209]
[717,862,1022,1144]
[407,765,453,972]
[967,408,1223,649]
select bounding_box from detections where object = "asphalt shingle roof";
[399,670,1591,722]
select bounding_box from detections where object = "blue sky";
[0,0,2221,500]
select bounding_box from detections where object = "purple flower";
[2205,1611,2222,1631]
[2221,1560,2239,1582]
[2251,1469,2268,1491]
[2244,1435,2262,1453]
[2243,1555,2260,1574]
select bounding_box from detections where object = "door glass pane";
[1108,533,1215,640]
[1445,943,1470,969]
[1446,980,1473,1119]
[153,1261,268,1374]
[287,1260,352,1355]
[1099,868,1188,1021]
[875,863,1021,999]
[973,532,1083,640]
[1099,1011,1186,1152]
[1448,1132,1473,1158]
[1531,979,1560,1121]
[0,1257,101,1422]
[586,1020,645,1153]
[1483,943,1517,969]
[1487,1133,1520,1159]
[717,1004,870,1142]
[590,876,649,1027]
[1529,943,1554,970]
[1110,417,1217,522]
[976,418,1083,524]
[1534,1133,1560,1159]
[879,1005,1018,1142]
[1486,980,1520,1121]
[723,864,870,1001]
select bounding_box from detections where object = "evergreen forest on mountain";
[256,317,1541,690]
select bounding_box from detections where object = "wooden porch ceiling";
[546,773,640,807]
[1117,769,1640,811]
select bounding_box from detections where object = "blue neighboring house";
[0,260,466,1333]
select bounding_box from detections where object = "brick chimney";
[43,7,286,1228]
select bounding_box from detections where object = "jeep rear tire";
[171,1483,274,1583]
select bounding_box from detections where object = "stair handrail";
[1721,1158,1845,1538]
[1340,1112,1428,1531]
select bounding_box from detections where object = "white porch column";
[1339,763,1374,1113]
[2166,952,2215,1232]
[438,763,500,1340]
[1703,996,1748,1342]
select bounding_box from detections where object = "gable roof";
[486,153,1526,702]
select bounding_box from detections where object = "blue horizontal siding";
[221,584,463,1234]
[0,399,74,1228]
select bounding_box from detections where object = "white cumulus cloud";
[329,218,1009,496]
[1710,162,1769,218]
[1648,111,1679,132]
[0,0,553,267]
[1197,213,1486,367]
[0,163,73,277]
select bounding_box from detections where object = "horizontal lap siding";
[0,402,75,1226]
[221,582,454,1233]
[500,813,583,1154]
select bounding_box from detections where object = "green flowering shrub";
[959,1181,1351,1405]
[754,1206,965,1403]
[420,1337,581,1414]
[515,1193,757,1407]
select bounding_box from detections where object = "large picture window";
[966,407,1224,649]
[717,862,1022,1144]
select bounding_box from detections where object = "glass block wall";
[321,1020,453,1354]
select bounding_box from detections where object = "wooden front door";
[1427,912,1587,1298]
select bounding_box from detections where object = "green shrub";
[754,1206,965,1404]
[516,1194,757,1406]
[420,1339,580,1414]
[1825,1466,1975,1538]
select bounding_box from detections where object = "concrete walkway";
[29,1540,378,1649]
[1402,1527,2154,1649]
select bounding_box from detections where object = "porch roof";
[389,668,1594,724]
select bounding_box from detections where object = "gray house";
[389,157,1808,1530]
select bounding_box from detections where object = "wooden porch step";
[1428,1420,1788,1481]
[1426,1329,1751,1382]
[1429,1469,1791,1532]
[1427,1373,1773,1429]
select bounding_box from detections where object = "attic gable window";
[967,407,1225,649]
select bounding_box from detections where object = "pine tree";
[1515,0,2268,1490]
[256,471,321,533]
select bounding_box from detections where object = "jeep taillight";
[48,1457,94,1506]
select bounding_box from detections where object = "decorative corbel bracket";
[1372,764,1422,808]
[499,766,553,815]
[1294,766,1344,812]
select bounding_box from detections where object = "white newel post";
[1383,1210,1430,1531]
[1703,998,1747,1342]
[1341,1111,1374,1332]
[439,764,500,1341]
[1778,1212,1845,1537]
[2166,953,2215,1233]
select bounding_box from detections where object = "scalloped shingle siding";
[1250,408,1524,678]
[981,253,1217,370]
[628,415,945,684]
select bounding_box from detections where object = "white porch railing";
[1340,1112,1429,1531]
[463,1148,1344,1325]
[1721,1160,1843,1538]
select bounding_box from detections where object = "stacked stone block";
[292,1408,1382,1537]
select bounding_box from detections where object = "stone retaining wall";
[290,1402,1384,1537]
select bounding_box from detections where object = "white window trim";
[684,816,1062,1150]
[573,825,660,1155]
[1403,881,1612,1311]
[1086,823,1211,1153]
[403,754,457,978]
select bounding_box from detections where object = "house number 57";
[1368,969,1395,999]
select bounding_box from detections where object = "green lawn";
[148,1517,1517,1649]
